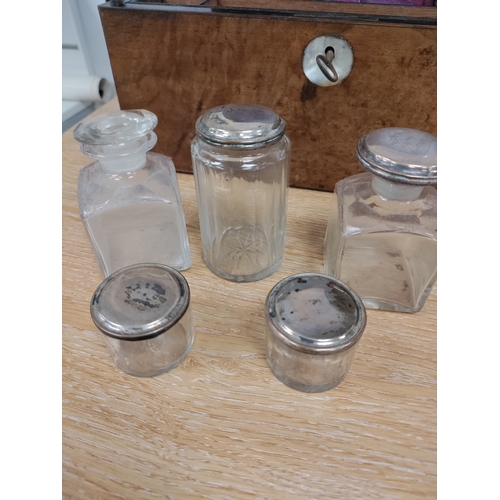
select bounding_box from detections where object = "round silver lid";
[265,273,366,354]
[74,109,158,146]
[356,127,437,185]
[90,264,190,341]
[195,104,286,148]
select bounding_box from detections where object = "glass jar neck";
[80,132,157,174]
[371,174,424,201]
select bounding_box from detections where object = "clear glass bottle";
[324,127,437,313]
[74,109,191,277]
[191,104,291,282]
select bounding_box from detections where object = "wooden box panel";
[99,1,436,191]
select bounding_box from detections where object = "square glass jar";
[90,263,193,377]
[75,109,191,277]
[265,273,366,392]
[324,127,437,313]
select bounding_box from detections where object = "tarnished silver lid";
[357,127,437,185]
[265,273,366,354]
[90,263,190,341]
[195,104,286,148]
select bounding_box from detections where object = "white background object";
[62,0,115,131]
[62,75,113,103]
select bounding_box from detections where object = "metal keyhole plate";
[302,35,354,87]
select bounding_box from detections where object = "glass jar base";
[361,298,422,314]
[112,341,193,378]
[204,258,283,283]
[266,358,348,393]
[361,288,433,313]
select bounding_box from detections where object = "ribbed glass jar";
[191,104,291,282]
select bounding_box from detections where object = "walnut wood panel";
[100,4,436,191]
[63,99,436,499]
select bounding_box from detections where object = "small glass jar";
[75,109,191,277]
[90,263,193,377]
[324,127,437,313]
[191,104,291,282]
[265,273,366,393]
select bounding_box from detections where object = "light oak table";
[63,100,436,499]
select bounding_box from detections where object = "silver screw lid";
[265,273,366,354]
[356,127,437,185]
[90,264,190,341]
[195,104,286,148]
[74,109,158,146]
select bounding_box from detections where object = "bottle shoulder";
[335,172,437,239]
[79,152,174,183]
[78,153,181,219]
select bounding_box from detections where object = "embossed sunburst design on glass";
[215,225,270,277]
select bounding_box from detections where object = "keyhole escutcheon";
[302,35,354,87]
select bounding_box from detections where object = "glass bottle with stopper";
[74,109,191,277]
[324,127,437,313]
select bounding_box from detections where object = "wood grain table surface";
[62,99,436,499]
